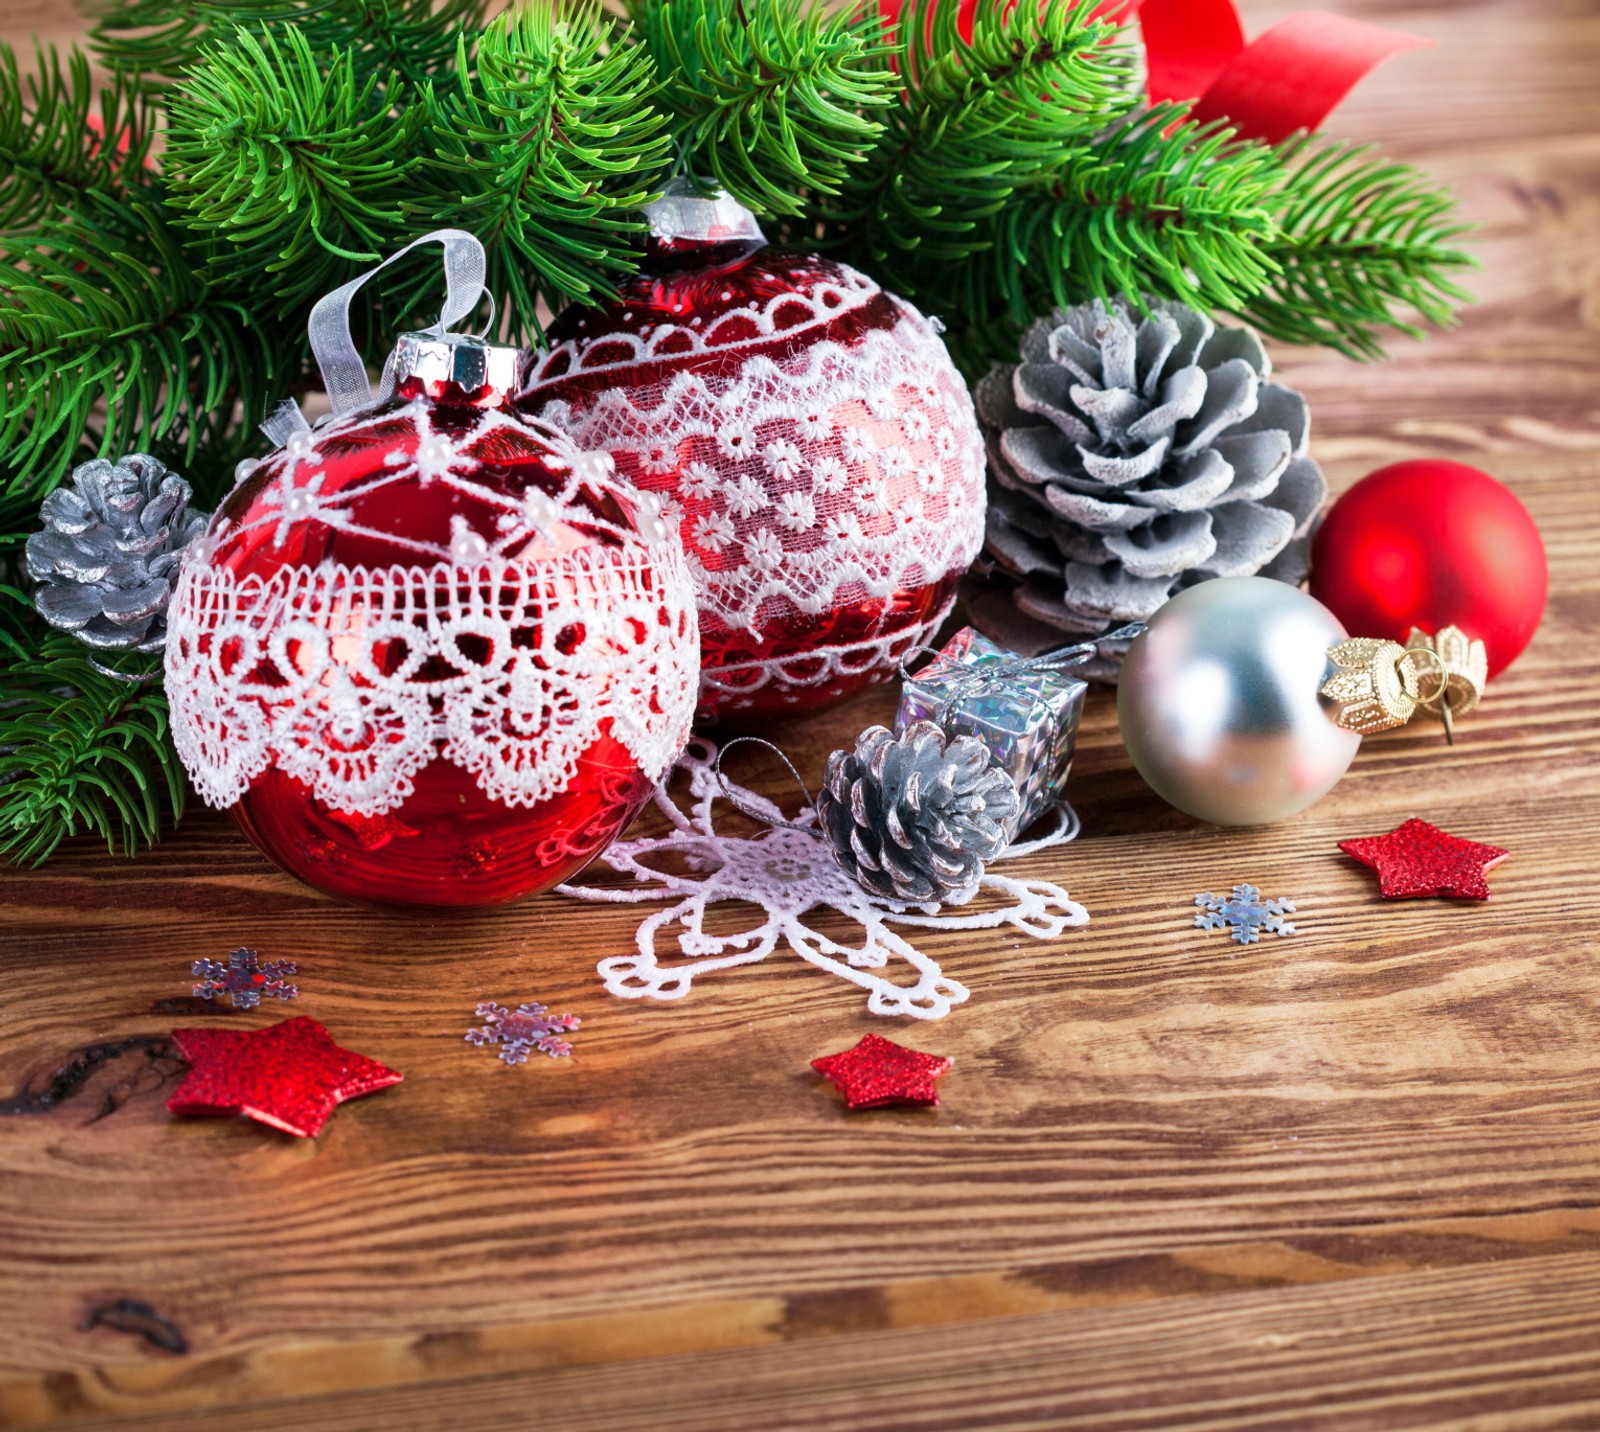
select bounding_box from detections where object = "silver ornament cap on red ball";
[389,331,521,406]
[1116,576,1360,826]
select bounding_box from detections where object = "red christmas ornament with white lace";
[164,232,699,909]
[521,184,986,725]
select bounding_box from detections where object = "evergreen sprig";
[86,0,484,88]
[425,5,671,328]
[0,195,272,510]
[821,0,1133,288]
[0,42,155,231]
[929,107,1284,369]
[0,612,185,866]
[633,0,894,218]
[164,27,425,312]
[1244,135,1477,357]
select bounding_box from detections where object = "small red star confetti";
[167,1016,402,1138]
[811,1033,952,1109]
[1339,818,1508,900]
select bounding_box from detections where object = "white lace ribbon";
[261,230,492,447]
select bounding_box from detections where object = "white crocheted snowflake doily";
[559,737,1090,1020]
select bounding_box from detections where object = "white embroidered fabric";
[558,737,1089,1020]
[524,263,989,638]
[699,596,955,711]
[165,398,700,818]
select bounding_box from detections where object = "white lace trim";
[525,282,987,634]
[699,596,956,711]
[165,548,699,817]
[558,736,1089,1020]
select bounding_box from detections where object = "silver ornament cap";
[1116,577,1360,826]
[391,331,520,407]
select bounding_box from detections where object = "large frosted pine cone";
[819,721,1019,906]
[972,298,1327,678]
[26,453,209,652]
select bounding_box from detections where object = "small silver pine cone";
[25,453,209,652]
[973,298,1327,678]
[819,721,1020,906]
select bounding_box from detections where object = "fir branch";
[164,27,425,312]
[424,4,671,329]
[957,107,1282,361]
[1241,136,1476,358]
[0,623,184,867]
[821,0,1133,284]
[86,0,485,89]
[0,192,274,504]
[0,41,156,232]
[632,0,894,218]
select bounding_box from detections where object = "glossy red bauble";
[522,190,986,726]
[165,345,698,909]
[1310,459,1547,679]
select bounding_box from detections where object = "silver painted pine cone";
[819,721,1019,906]
[25,453,209,652]
[972,298,1327,678]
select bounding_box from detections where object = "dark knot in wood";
[80,1299,188,1355]
[0,1035,181,1117]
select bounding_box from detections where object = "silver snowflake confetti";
[465,1003,581,1064]
[191,948,299,1009]
[1194,885,1297,945]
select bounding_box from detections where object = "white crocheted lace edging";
[528,301,988,635]
[526,263,882,377]
[558,735,1089,1020]
[165,545,700,819]
[699,597,955,710]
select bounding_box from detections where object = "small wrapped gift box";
[895,627,1088,839]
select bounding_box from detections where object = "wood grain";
[4,1,1600,1428]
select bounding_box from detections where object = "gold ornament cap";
[1322,624,1489,740]
[1321,638,1425,734]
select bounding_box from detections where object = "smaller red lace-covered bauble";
[164,334,698,909]
[1310,460,1547,679]
[521,187,986,726]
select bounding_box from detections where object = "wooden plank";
[4,0,1600,1428]
[33,1252,1600,1431]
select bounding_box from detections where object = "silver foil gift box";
[895,627,1091,840]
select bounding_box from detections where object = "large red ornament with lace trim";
[165,330,699,909]
[521,187,986,726]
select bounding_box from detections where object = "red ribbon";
[879,0,1430,145]
[1133,0,1431,144]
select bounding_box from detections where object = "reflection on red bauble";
[521,187,986,725]
[165,337,698,908]
[1310,459,1547,679]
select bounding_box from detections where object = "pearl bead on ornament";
[1116,577,1360,827]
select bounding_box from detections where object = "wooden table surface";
[5,2,1600,1428]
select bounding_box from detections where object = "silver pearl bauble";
[1117,577,1360,826]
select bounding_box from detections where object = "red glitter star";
[811,1033,952,1109]
[167,1016,402,1138]
[1339,818,1508,900]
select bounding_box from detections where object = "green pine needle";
[633,0,894,218]
[86,0,485,88]
[931,106,1283,368]
[0,42,156,231]
[1242,135,1476,358]
[424,4,671,328]
[0,616,185,866]
[0,192,273,503]
[822,0,1135,285]
[164,26,426,312]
